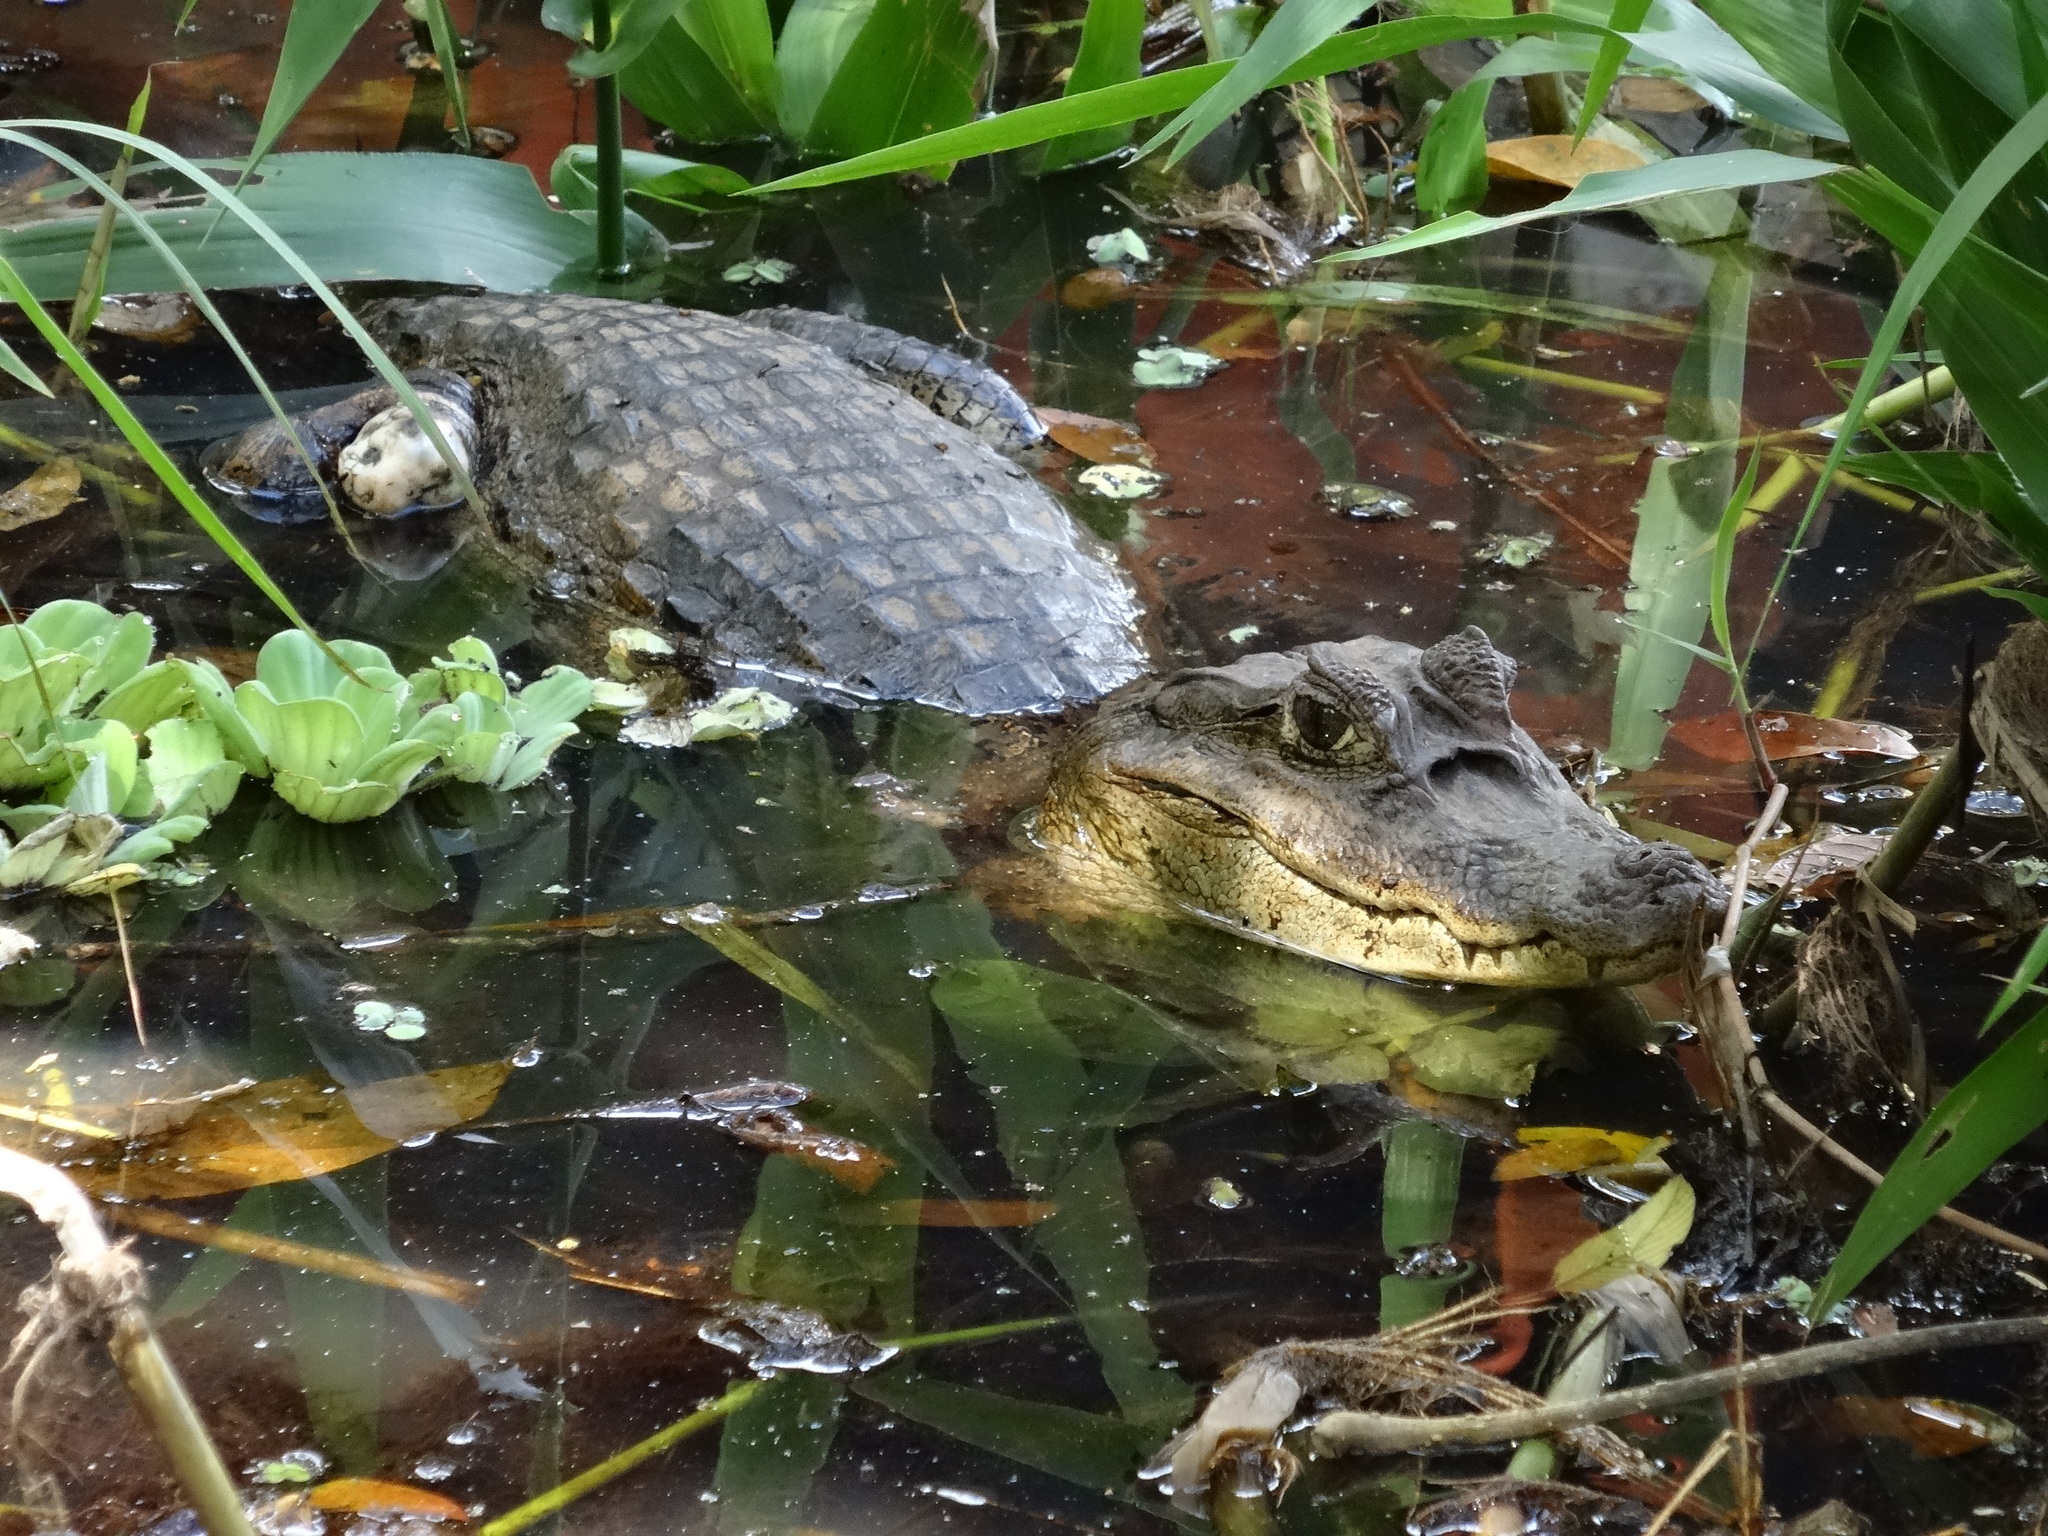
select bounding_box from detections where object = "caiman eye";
[1289,692,1356,754]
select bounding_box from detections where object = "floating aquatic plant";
[407,637,594,793]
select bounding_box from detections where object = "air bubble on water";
[1204,1177,1246,1210]
[791,905,825,921]
[907,961,936,978]
[445,1423,481,1446]
[1651,437,1699,458]
[858,883,910,903]
[413,1457,456,1482]
[684,902,726,925]
[401,1132,437,1149]
[511,1043,543,1068]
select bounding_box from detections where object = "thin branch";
[1311,1312,2048,1455]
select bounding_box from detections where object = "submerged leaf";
[307,1479,470,1520]
[1667,710,1916,764]
[0,458,82,532]
[1132,346,1225,390]
[1485,134,1646,189]
[1553,1176,1695,1294]
[46,1061,512,1200]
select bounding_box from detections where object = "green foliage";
[207,632,593,822]
[1037,0,1148,172]
[550,145,751,211]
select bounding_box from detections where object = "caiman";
[207,293,1722,986]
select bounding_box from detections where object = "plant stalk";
[591,0,628,280]
[0,1147,254,1536]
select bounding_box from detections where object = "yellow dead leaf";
[308,1479,469,1521]
[1495,1125,1670,1181]
[1485,135,1647,190]
[1552,1175,1694,1295]
[47,1061,512,1200]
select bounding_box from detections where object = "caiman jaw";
[1036,628,1724,989]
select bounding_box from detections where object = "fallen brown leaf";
[1057,267,1137,310]
[45,1061,511,1200]
[105,1202,475,1302]
[1035,406,1156,467]
[1485,135,1646,189]
[308,1479,470,1520]
[718,1108,894,1194]
[1667,710,1916,764]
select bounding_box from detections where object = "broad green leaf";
[1609,254,1751,768]
[776,0,874,141]
[1553,1175,1695,1293]
[246,0,382,171]
[0,152,645,297]
[620,18,774,140]
[549,144,750,210]
[566,0,690,77]
[1608,0,1842,136]
[1038,0,1148,172]
[1341,149,1839,262]
[748,13,1618,195]
[1694,0,1843,123]
[1812,1005,2048,1317]
[713,1374,844,1536]
[1841,450,2031,526]
[801,0,988,158]
[1767,95,2048,644]
[94,660,193,735]
[1415,74,1494,218]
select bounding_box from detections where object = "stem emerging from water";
[591,0,628,280]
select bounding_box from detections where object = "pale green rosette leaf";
[174,657,271,775]
[95,659,196,733]
[145,718,244,818]
[273,737,449,822]
[109,813,209,868]
[57,721,139,816]
[507,665,593,735]
[495,722,580,790]
[235,691,370,788]
[412,636,509,706]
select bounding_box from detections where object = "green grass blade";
[1810,1002,2048,1317]
[1338,149,1841,262]
[1709,437,1765,683]
[67,73,150,346]
[423,0,472,147]
[749,12,1614,195]
[1415,74,1494,218]
[1985,924,2048,1033]
[1751,90,2048,663]
[1137,0,1370,165]
[1576,0,1653,141]
[1038,0,1148,172]
[0,256,326,649]
[245,0,382,172]
[5,122,485,517]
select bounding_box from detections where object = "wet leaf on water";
[307,1478,470,1520]
[1485,134,1647,189]
[45,1061,512,1200]
[723,258,796,286]
[1132,346,1225,389]
[716,1107,895,1194]
[1830,1396,2016,1457]
[1035,405,1155,466]
[686,686,797,742]
[700,1297,899,1375]
[1477,531,1554,568]
[1553,1175,1694,1294]
[1058,266,1138,310]
[1756,828,1887,894]
[1666,711,1916,764]
[1319,482,1416,521]
[93,292,205,345]
[523,1231,732,1303]
[1495,1125,1672,1181]
[0,459,82,532]
[1085,227,1150,268]
[1075,463,1169,499]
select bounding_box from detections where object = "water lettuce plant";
[188,632,596,823]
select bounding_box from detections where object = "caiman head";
[1035,627,1723,987]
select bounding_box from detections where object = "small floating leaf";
[1075,463,1168,499]
[1085,227,1150,268]
[722,257,796,285]
[1132,346,1224,389]
[1036,406,1155,466]
[1477,531,1554,568]
[1496,1125,1672,1181]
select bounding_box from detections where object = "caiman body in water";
[213,292,1148,715]
[213,294,1719,985]
[1037,629,1723,986]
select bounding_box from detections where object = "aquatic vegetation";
[193,631,595,822]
